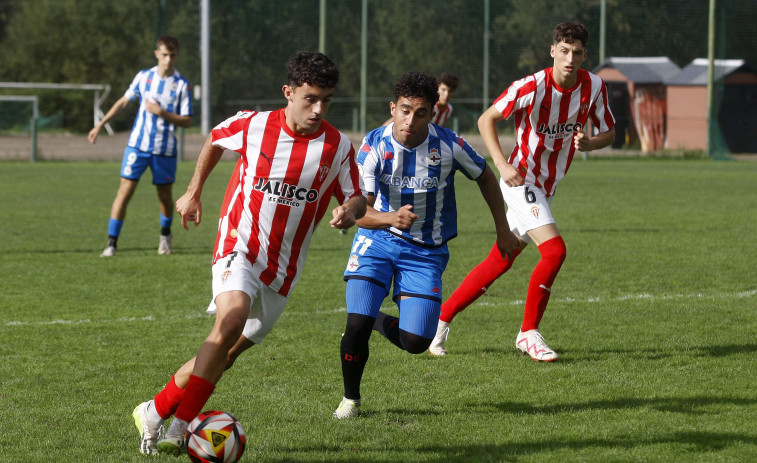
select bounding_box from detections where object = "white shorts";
[207,251,288,344]
[500,180,555,244]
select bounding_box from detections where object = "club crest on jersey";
[425,149,441,166]
[318,163,331,181]
[347,254,360,272]
[531,205,540,219]
[384,150,394,160]
[580,102,590,114]
[221,270,232,284]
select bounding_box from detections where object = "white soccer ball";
[185,410,246,463]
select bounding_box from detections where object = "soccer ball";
[185,410,246,463]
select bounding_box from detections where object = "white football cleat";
[158,418,188,456]
[516,329,558,361]
[158,234,173,255]
[132,400,164,455]
[333,397,361,419]
[429,320,450,356]
[100,245,116,257]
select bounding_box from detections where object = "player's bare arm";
[144,99,193,127]
[476,165,520,257]
[330,195,368,229]
[478,106,523,187]
[573,126,615,151]
[176,135,224,229]
[355,195,419,230]
[88,95,131,144]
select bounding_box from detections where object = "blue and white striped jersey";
[124,66,193,156]
[357,123,488,247]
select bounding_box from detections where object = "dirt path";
[4,131,749,161]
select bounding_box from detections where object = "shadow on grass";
[562,343,757,361]
[274,431,757,462]
[439,340,757,362]
[481,395,757,416]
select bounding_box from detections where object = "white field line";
[5,290,755,328]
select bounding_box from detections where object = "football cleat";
[515,329,558,362]
[333,397,361,419]
[158,418,189,456]
[428,320,450,356]
[132,400,164,455]
[100,245,116,257]
[158,234,173,255]
[157,436,186,457]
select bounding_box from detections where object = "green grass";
[1,159,756,462]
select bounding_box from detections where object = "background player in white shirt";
[430,22,615,361]
[129,52,366,456]
[89,35,193,257]
[333,71,519,419]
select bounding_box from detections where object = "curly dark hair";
[393,71,439,107]
[287,51,339,89]
[553,22,589,47]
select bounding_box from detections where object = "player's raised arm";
[175,134,224,229]
[478,106,523,187]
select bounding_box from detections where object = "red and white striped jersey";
[210,109,363,296]
[431,102,453,126]
[494,68,615,197]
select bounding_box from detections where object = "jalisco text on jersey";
[379,174,440,189]
[537,122,583,136]
[253,178,319,202]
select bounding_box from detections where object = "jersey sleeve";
[123,71,144,101]
[493,74,536,120]
[177,78,193,117]
[355,131,382,196]
[451,135,487,180]
[590,78,616,132]
[332,138,364,204]
[211,111,256,154]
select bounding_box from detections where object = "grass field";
[1,158,756,462]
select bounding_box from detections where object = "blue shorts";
[120,147,176,185]
[343,228,449,303]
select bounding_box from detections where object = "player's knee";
[341,313,373,357]
[210,316,246,348]
[399,330,432,354]
[485,252,510,274]
[540,236,566,265]
[484,242,520,275]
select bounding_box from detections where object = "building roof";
[665,58,755,86]
[593,57,681,84]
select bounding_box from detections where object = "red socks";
[153,375,186,420]
[440,243,521,323]
[440,236,566,332]
[521,236,566,331]
[173,375,216,423]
